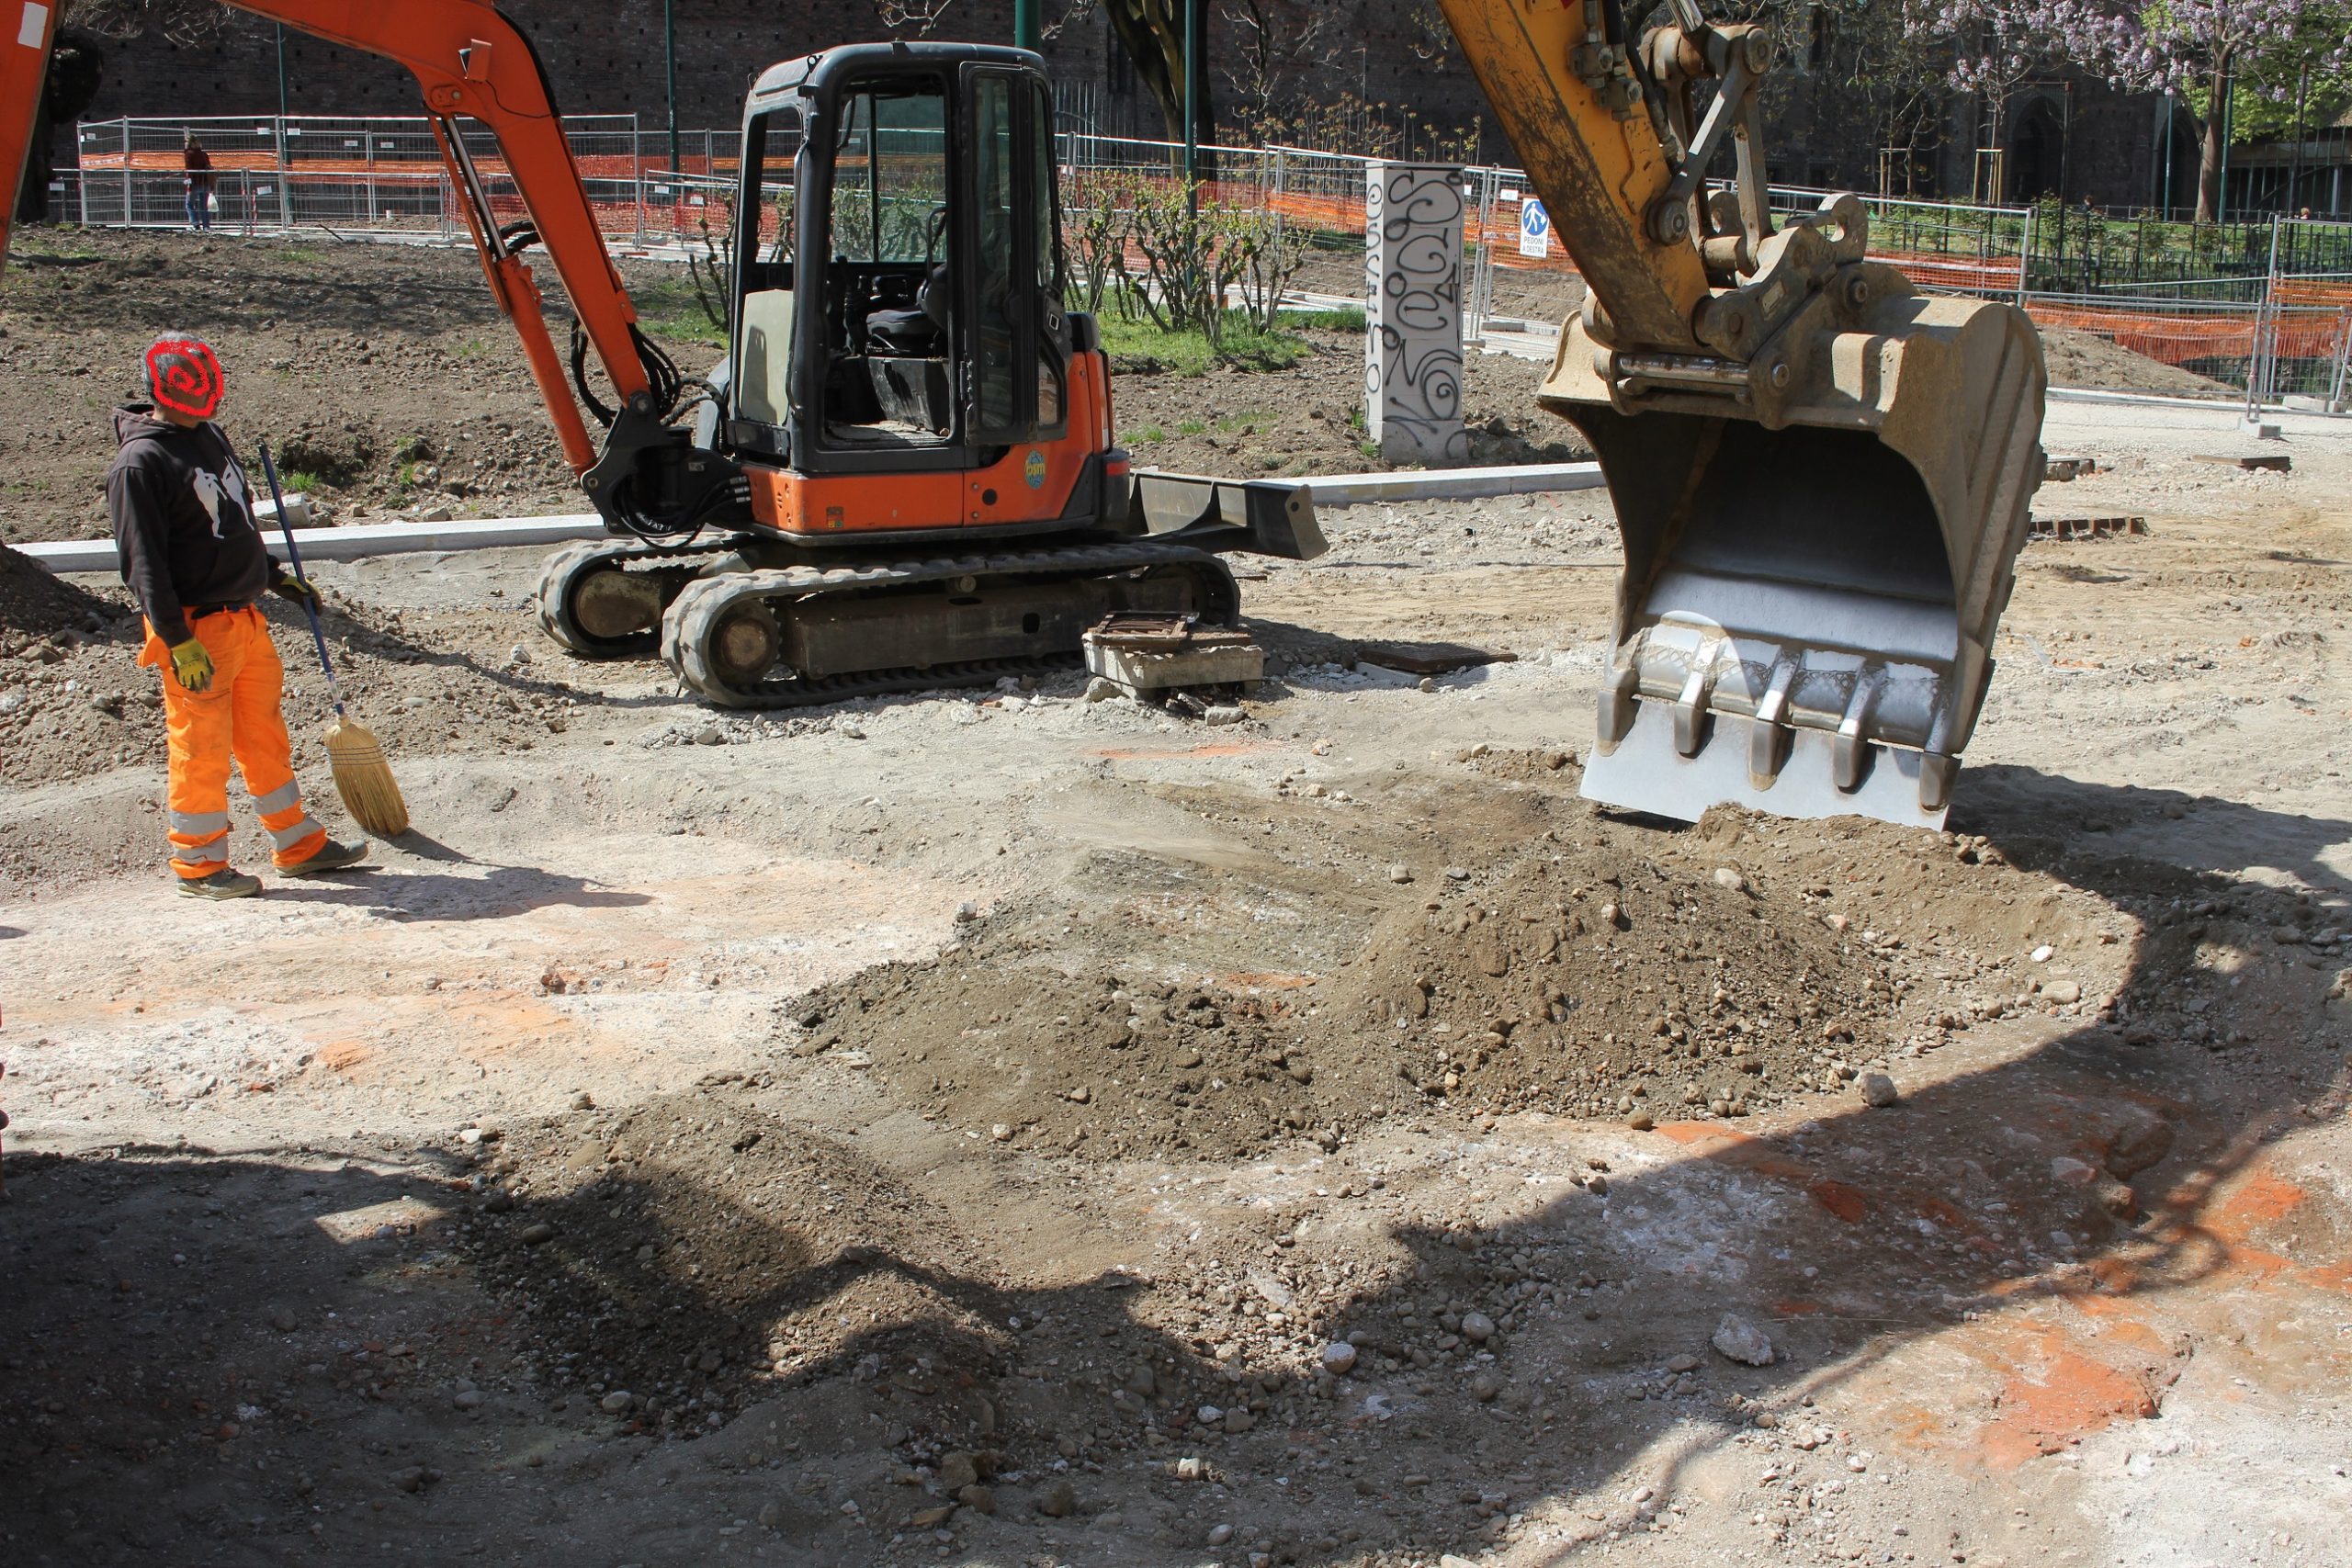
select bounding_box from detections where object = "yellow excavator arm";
[1436,0,2048,829]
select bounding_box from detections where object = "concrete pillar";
[1363,161,1468,465]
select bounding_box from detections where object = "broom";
[257,441,411,839]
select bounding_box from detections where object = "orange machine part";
[749,350,1116,536]
[0,1,62,276]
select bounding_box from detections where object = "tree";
[1907,0,2125,200]
[2103,0,2352,219]
[1219,0,1330,137]
[1084,0,1217,152]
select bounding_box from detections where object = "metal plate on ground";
[1353,640,1518,676]
[2192,453,2291,472]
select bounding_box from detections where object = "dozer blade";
[1126,470,1329,562]
[1548,288,2047,829]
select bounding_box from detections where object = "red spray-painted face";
[145,338,224,421]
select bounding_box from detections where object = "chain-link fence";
[68,114,748,245]
[60,116,2352,410]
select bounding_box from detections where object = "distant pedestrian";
[182,134,214,231]
[107,336,370,898]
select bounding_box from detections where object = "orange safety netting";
[2275,278,2352,309]
[2025,300,2349,366]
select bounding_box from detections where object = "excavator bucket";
[1549,285,2047,829]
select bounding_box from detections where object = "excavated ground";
[1,236,2348,1568]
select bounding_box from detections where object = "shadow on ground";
[3,773,2344,1565]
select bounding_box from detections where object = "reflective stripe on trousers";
[142,607,330,878]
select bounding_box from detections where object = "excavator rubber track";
[535,539,737,658]
[657,540,1242,709]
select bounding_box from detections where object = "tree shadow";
[1956,762,2352,897]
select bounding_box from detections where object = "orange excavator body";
[2,6,1320,707]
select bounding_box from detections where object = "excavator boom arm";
[2,0,650,473]
[1432,0,1710,351]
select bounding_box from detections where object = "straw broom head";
[323,712,410,839]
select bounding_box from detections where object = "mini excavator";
[2,3,1324,714]
[4,0,2045,829]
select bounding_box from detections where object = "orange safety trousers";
[139,607,327,879]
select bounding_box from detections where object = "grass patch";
[1091,310,1312,375]
[1275,306,1363,333]
[283,469,324,494]
[631,276,728,347]
[281,247,322,265]
[1176,418,1206,436]
[1126,425,1168,445]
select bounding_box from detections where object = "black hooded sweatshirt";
[107,405,271,647]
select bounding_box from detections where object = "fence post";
[2015,205,2031,307]
[365,129,377,226]
[121,119,132,226]
[275,117,292,229]
[2246,215,2282,419]
[2324,305,2342,413]
[634,114,648,244]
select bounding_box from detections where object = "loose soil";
[0,228,634,545]
[0,229,1567,553]
[0,576,598,789]
[1110,335,1585,477]
[803,808,1971,1164]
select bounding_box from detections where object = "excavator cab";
[726,46,1070,479]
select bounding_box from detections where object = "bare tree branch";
[61,0,232,47]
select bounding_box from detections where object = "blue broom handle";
[255,441,345,716]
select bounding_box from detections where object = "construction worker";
[107,336,370,899]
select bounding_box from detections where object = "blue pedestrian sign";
[1518,197,1550,259]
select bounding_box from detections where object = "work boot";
[178,868,262,900]
[278,839,371,877]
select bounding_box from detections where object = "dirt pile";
[1,539,128,637]
[0,579,596,789]
[1103,329,1588,478]
[458,1089,1009,1438]
[2040,327,2232,397]
[0,230,701,544]
[1,230,1571,550]
[796,807,1913,1162]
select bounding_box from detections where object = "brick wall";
[78,2,1033,127]
[60,3,2165,209]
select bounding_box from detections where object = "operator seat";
[865,260,952,355]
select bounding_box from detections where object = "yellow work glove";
[168,637,215,693]
[270,570,322,614]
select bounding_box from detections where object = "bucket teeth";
[1746,662,1795,789]
[1584,626,1957,828]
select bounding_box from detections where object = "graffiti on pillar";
[1363,162,1468,465]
